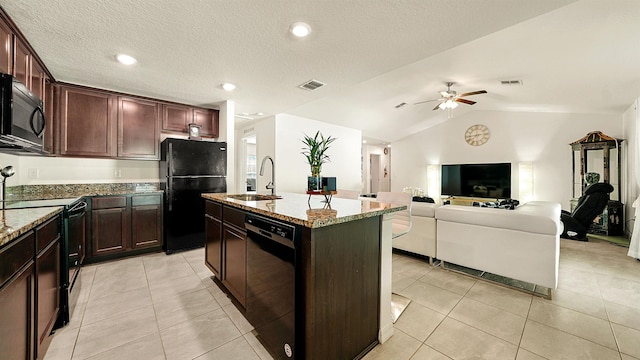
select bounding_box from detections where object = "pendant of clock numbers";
[465,124,490,146]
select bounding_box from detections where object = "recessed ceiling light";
[222,83,236,91]
[116,54,137,65]
[290,22,311,37]
[362,140,367,144]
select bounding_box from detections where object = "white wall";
[236,114,362,195]
[623,99,638,235]
[391,110,623,209]
[275,114,362,193]
[362,144,391,194]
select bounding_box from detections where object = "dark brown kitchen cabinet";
[30,61,48,102]
[204,201,222,278]
[35,217,61,359]
[131,195,163,249]
[59,85,117,157]
[0,213,62,360]
[0,19,12,75]
[13,36,31,87]
[43,80,55,154]
[0,232,35,360]
[118,97,161,160]
[221,206,246,307]
[193,108,219,138]
[91,196,129,257]
[87,194,163,263]
[162,103,220,138]
[162,103,191,133]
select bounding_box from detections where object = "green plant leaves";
[300,130,336,175]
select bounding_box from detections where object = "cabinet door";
[162,103,191,132]
[205,214,222,278]
[131,204,163,249]
[59,86,117,157]
[0,263,34,360]
[222,223,246,306]
[0,19,12,75]
[91,208,129,256]
[118,97,161,159]
[30,60,47,101]
[43,81,56,154]
[13,37,30,87]
[36,240,59,359]
[193,108,219,138]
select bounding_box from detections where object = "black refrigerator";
[160,138,227,254]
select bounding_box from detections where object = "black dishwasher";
[245,214,297,359]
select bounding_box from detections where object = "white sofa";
[392,201,437,262]
[435,201,562,290]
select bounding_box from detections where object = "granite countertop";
[202,192,406,228]
[0,207,64,249]
[7,183,163,201]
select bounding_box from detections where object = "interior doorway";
[243,136,257,192]
[370,154,381,193]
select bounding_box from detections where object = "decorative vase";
[307,175,321,191]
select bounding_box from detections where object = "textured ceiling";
[2,0,637,142]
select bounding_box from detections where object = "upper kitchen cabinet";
[162,103,219,138]
[162,103,191,133]
[193,108,219,138]
[118,97,161,160]
[13,36,31,88]
[59,85,117,157]
[0,19,12,74]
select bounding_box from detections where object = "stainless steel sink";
[226,194,282,201]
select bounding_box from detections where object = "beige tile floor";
[44,237,640,360]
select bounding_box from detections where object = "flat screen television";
[441,162,512,198]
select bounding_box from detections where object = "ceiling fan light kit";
[415,81,487,117]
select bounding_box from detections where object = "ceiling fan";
[414,82,487,111]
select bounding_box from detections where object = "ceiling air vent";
[298,79,325,91]
[395,102,407,109]
[500,80,523,85]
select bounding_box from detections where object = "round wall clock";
[465,124,490,146]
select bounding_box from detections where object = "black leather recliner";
[560,182,614,241]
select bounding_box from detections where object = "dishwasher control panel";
[245,214,295,241]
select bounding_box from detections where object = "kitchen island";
[202,192,404,360]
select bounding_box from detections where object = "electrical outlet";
[114,169,122,178]
[28,168,39,179]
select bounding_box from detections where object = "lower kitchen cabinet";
[87,194,163,263]
[35,217,61,359]
[204,201,222,278]
[204,201,246,307]
[0,213,62,360]
[91,196,128,257]
[131,195,163,249]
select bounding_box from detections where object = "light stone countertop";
[0,207,63,249]
[202,192,406,228]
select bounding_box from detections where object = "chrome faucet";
[259,155,276,196]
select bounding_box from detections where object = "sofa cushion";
[435,202,561,236]
[412,202,437,217]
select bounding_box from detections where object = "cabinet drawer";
[132,194,162,206]
[92,196,127,209]
[36,216,61,253]
[206,201,222,219]
[223,206,245,230]
[0,232,35,287]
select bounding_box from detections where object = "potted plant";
[301,131,336,191]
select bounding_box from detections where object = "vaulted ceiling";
[2,0,639,142]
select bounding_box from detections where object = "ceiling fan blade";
[414,98,441,105]
[458,90,487,97]
[432,103,442,111]
[456,98,476,105]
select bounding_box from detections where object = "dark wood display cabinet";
[570,131,625,235]
[87,194,163,263]
[0,213,62,360]
[162,103,220,138]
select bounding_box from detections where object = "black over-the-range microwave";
[0,73,47,155]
